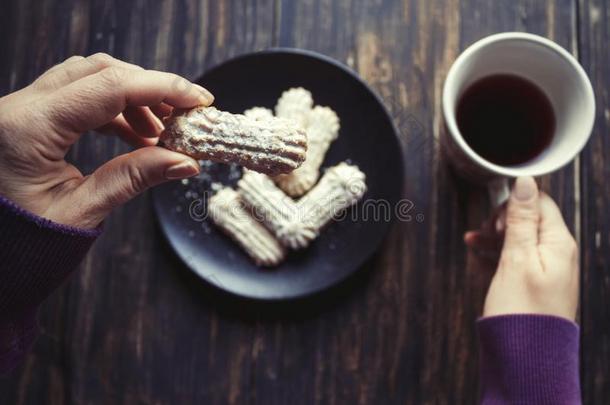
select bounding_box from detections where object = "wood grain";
[0,0,606,404]
[578,0,610,402]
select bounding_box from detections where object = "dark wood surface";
[0,0,608,403]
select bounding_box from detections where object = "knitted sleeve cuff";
[478,314,581,405]
[0,309,37,374]
[0,195,101,373]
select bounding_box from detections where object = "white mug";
[441,32,595,206]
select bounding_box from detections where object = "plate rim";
[153,47,405,301]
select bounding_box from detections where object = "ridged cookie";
[237,170,317,249]
[208,187,286,266]
[298,162,367,232]
[161,106,307,176]
[275,87,313,129]
[274,106,340,196]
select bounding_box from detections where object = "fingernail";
[495,211,506,233]
[165,160,200,180]
[495,217,504,233]
[193,84,214,104]
[513,177,537,201]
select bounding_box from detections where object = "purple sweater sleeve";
[0,195,101,374]
[478,314,581,405]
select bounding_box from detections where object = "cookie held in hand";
[160,106,308,176]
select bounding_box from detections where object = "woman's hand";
[0,53,213,229]
[465,177,579,321]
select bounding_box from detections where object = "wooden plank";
[266,1,578,404]
[577,0,610,402]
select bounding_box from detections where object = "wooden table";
[0,0,608,403]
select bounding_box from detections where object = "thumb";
[82,146,199,222]
[503,176,540,250]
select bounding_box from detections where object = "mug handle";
[487,177,510,208]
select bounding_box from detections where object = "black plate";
[152,49,404,300]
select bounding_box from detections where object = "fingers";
[45,67,214,135]
[122,106,164,137]
[494,209,507,234]
[97,115,158,148]
[97,107,164,146]
[150,103,173,120]
[34,53,170,138]
[464,204,506,253]
[503,176,540,250]
[78,147,200,225]
[469,184,570,251]
[34,53,142,91]
[464,230,503,252]
[538,192,573,244]
[40,55,85,77]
